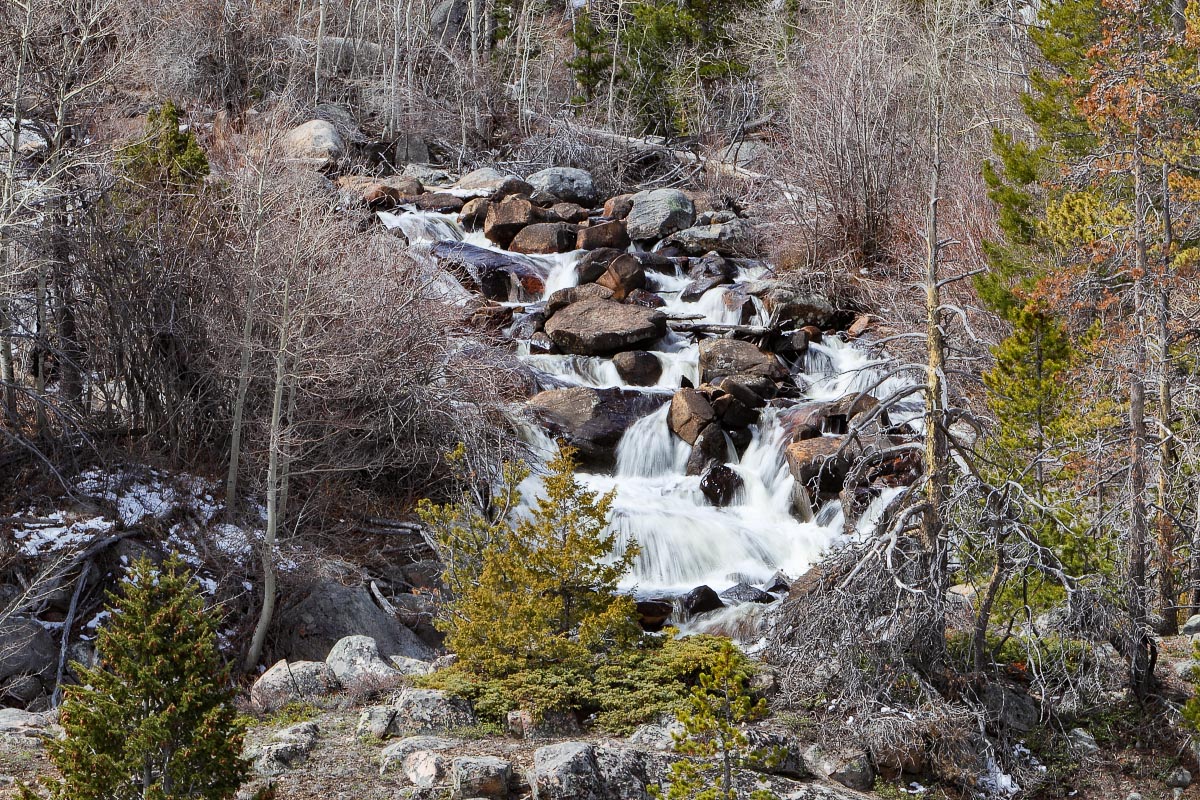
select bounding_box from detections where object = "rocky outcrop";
[275,582,433,664]
[527,167,598,206]
[543,299,667,356]
[528,387,666,469]
[626,189,695,241]
[250,659,341,711]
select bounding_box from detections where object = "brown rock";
[785,436,858,494]
[528,387,667,468]
[712,394,758,427]
[596,253,648,300]
[576,220,631,251]
[483,195,542,247]
[510,222,580,254]
[802,325,824,342]
[460,197,490,230]
[549,202,589,223]
[626,289,666,309]
[545,283,615,318]
[603,194,636,220]
[612,351,662,386]
[395,192,464,213]
[336,174,423,206]
[699,338,785,384]
[635,599,674,632]
[576,248,624,282]
[669,388,716,445]
[847,314,873,339]
[543,298,667,356]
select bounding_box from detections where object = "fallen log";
[668,321,775,337]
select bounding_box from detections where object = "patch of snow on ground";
[13,513,114,556]
[73,467,221,526]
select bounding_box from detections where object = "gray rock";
[717,140,773,168]
[395,134,431,165]
[357,705,399,739]
[326,635,404,686]
[699,339,783,385]
[282,120,344,164]
[252,721,320,776]
[719,582,775,605]
[391,655,436,676]
[746,282,835,328]
[1067,728,1098,756]
[1182,614,1200,635]
[276,582,433,664]
[1167,767,1192,788]
[250,659,341,711]
[981,683,1039,733]
[0,708,51,736]
[595,745,669,800]
[507,709,581,739]
[1174,660,1200,681]
[532,742,603,800]
[543,298,667,356]
[431,0,468,45]
[0,618,56,682]
[403,163,453,187]
[612,350,663,387]
[393,688,477,734]
[379,735,461,776]
[527,168,598,207]
[403,748,449,787]
[666,220,755,257]
[628,721,682,751]
[451,755,511,799]
[625,189,695,241]
[801,743,875,791]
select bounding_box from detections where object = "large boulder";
[251,721,320,776]
[0,617,56,701]
[484,195,544,248]
[545,283,615,317]
[612,351,662,386]
[699,339,784,384]
[668,388,715,445]
[532,742,603,800]
[395,688,477,734]
[275,582,433,664]
[576,248,624,283]
[432,240,546,299]
[682,585,724,616]
[577,221,631,251]
[510,222,579,254]
[543,298,667,356]
[379,735,461,776]
[802,744,875,791]
[325,635,406,686]
[720,582,775,604]
[665,219,755,257]
[527,168,598,206]
[747,282,835,328]
[626,189,695,241]
[528,387,666,469]
[282,119,344,164]
[250,659,341,711]
[455,167,533,199]
[451,755,512,799]
[336,174,422,207]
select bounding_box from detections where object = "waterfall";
[393,207,898,612]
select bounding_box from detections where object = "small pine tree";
[654,640,779,800]
[567,11,615,106]
[119,101,210,189]
[23,555,248,800]
[418,445,641,677]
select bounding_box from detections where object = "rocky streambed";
[358,164,926,636]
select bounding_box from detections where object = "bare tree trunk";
[1155,163,1177,634]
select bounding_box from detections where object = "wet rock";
[469,301,514,330]
[282,119,344,164]
[718,375,769,408]
[549,202,590,224]
[251,659,340,711]
[763,570,791,593]
[719,582,775,604]
[460,197,490,230]
[596,253,648,300]
[784,436,857,495]
[635,599,674,632]
[712,393,757,427]
[603,194,636,219]
[432,241,545,300]
[774,330,809,356]
[452,755,512,799]
[275,583,433,664]
[336,174,422,207]
[613,350,662,386]
[701,463,743,507]
[627,289,666,309]
[577,220,631,250]
[530,332,557,354]
[682,585,725,616]
[576,248,624,282]
[665,219,755,257]
[483,195,543,248]
[686,423,729,476]
[802,744,875,791]
[748,283,835,328]
[626,189,695,241]
[507,709,582,739]
[400,192,464,213]
[532,742,602,800]
[543,298,667,356]
[726,426,753,455]
[510,222,579,254]
[528,387,666,469]
[699,339,784,384]
[668,388,716,445]
[626,251,678,275]
[545,284,615,317]
[802,324,824,342]
[511,310,546,340]
[527,167,598,206]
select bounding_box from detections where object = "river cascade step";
[376,168,923,638]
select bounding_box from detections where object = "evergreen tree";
[118,101,210,189]
[23,556,248,800]
[418,445,641,677]
[567,11,615,106]
[654,640,778,800]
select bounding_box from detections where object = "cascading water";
[385,204,905,630]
